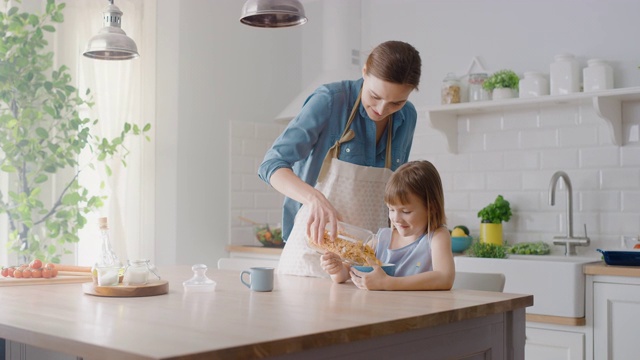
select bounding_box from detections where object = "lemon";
[451,228,467,237]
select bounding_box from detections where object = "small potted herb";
[478,195,512,245]
[483,69,520,100]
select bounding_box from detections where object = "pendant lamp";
[83,0,139,60]
[240,0,307,28]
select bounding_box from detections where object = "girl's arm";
[320,252,350,283]
[355,227,455,291]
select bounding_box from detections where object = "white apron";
[277,90,394,278]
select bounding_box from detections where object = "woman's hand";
[305,192,341,244]
[350,266,388,290]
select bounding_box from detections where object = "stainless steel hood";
[274,0,362,123]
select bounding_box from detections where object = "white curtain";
[52,0,156,266]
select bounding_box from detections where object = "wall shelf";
[422,86,640,153]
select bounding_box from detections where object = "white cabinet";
[591,277,640,359]
[422,86,640,153]
[525,325,586,360]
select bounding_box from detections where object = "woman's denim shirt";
[258,78,417,239]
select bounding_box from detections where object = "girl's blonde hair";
[384,160,446,232]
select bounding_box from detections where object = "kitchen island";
[0,266,532,359]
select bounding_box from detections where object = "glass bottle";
[468,73,490,102]
[91,217,123,286]
[441,73,461,104]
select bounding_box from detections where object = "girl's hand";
[320,252,344,275]
[350,266,388,290]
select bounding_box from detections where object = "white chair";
[217,257,279,271]
[452,272,506,292]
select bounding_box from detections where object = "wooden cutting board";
[82,280,169,297]
[0,272,92,287]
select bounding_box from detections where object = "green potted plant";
[477,195,512,245]
[0,0,151,263]
[483,69,520,100]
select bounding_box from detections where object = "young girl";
[320,160,455,290]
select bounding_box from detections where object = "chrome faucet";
[549,171,590,256]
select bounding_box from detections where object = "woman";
[258,40,422,277]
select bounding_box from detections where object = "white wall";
[159,1,640,263]
[154,0,303,265]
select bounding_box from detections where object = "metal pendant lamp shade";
[240,0,307,28]
[83,0,139,60]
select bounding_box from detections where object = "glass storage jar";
[550,53,581,95]
[583,59,613,92]
[468,73,490,102]
[441,73,461,104]
[123,259,152,286]
[518,72,549,98]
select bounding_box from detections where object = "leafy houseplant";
[482,70,520,91]
[477,195,512,245]
[0,0,150,263]
[478,195,512,224]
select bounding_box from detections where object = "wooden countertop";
[584,261,640,277]
[0,265,532,359]
[226,244,283,255]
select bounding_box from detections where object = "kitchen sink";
[454,255,600,318]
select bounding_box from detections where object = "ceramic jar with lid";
[468,73,490,102]
[519,72,549,98]
[550,53,581,95]
[583,59,613,92]
[441,73,461,104]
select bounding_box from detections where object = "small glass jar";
[123,259,151,286]
[550,53,581,95]
[519,72,549,98]
[468,73,490,102]
[441,73,461,104]
[583,59,613,92]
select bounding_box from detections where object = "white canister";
[519,72,549,98]
[583,59,613,92]
[550,53,581,95]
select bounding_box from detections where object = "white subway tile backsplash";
[230,121,255,138]
[254,192,285,209]
[540,148,579,169]
[621,145,640,166]
[463,113,503,133]
[600,212,640,235]
[520,129,557,149]
[230,191,254,210]
[578,104,601,125]
[469,152,503,172]
[601,168,640,189]
[230,173,243,191]
[485,130,520,151]
[444,192,469,211]
[580,191,620,211]
[242,174,271,191]
[243,138,272,157]
[230,155,256,174]
[539,104,579,127]
[433,153,470,173]
[453,173,485,191]
[458,132,485,153]
[622,191,640,212]
[580,146,620,168]
[255,123,286,140]
[486,171,521,190]
[559,126,599,147]
[502,109,539,130]
[504,151,539,170]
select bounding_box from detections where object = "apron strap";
[317,88,394,183]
